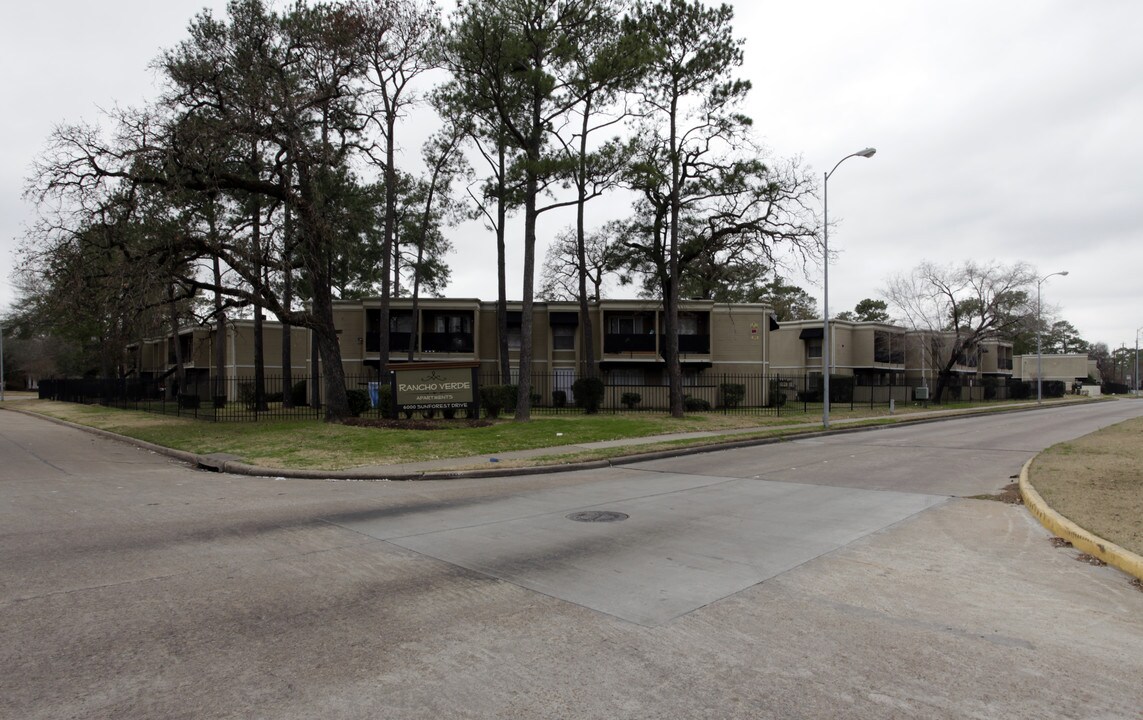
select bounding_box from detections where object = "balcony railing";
[365,332,412,353]
[602,333,711,355]
[675,334,711,354]
[604,333,657,354]
[421,332,474,353]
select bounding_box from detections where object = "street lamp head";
[856,147,877,158]
[1059,271,1069,276]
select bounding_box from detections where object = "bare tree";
[884,260,1037,402]
[538,225,619,302]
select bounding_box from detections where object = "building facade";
[126,297,1094,408]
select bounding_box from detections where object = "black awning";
[799,327,824,340]
[769,314,780,331]
[549,311,579,326]
[506,311,523,324]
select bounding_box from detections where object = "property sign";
[386,361,479,415]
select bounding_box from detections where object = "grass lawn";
[3,394,1087,471]
[1029,415,1143,557]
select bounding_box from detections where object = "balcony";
[602,333,711,355]
[365,332,412,353]
[604,333,656,354]
[674,334,711,354]
[421,332,474,353]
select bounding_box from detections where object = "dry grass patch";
[1029,416,1143,557]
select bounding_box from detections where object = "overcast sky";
[3,1,1141,350]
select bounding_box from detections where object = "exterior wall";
[769,320,820,376]
[330,305,367,376]
[979,341,1013,376]
[128,320,309,399]
[768,320,906,377]
[225,322,308,374]
[707,303,769,372]
[1012,353,1091,383]
[475,303,501,376]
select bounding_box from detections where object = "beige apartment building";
[768,320,1017,402]
[128,319,309,399]
[127,298,778,406]
[1011,353,1097,385]
[128,297,1094,407]
[327,297,779,407]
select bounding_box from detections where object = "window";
[806,338,822,359]
[390,312,412,332]
[679,314,698,335]
[552,325,575,350]
[422,311,475,353]
[433,313,472,334]
[874,331,905,364]
[507,326,522,350]
[607,314,651,334]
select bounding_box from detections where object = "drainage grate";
[566,510,629,523]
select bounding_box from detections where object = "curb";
[1019,458,1143,582]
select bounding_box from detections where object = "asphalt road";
[3,402,1143,719]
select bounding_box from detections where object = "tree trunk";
[575,93,597,379]
[281,253,294,410]
[310,283,349,422]
[496,141,511,385]
[514,93,544,422]
[665,96,683,418]
[377,113,397,385]
[212,254,227,402]
[295,160,349,421]
[168,289,185,401]
[250,146,268,412]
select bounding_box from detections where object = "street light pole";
[1135,326,1141,396]
[822,147,876,429]
[1035,270,1069,404]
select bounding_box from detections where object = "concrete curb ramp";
[1019,458,1143,582]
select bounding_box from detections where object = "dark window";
[553,325,575,350]
[874,331,905,364]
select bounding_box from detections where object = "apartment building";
[332,297,778,407]
[128,298,1072,408]
[768,319,1017,402]
[1011,353,1095,384]
[127,319,309,398]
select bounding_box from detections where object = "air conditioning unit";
[914,386,930,400]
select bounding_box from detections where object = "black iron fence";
[37,371,1025,422]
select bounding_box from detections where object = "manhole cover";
[566,510,629,523]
